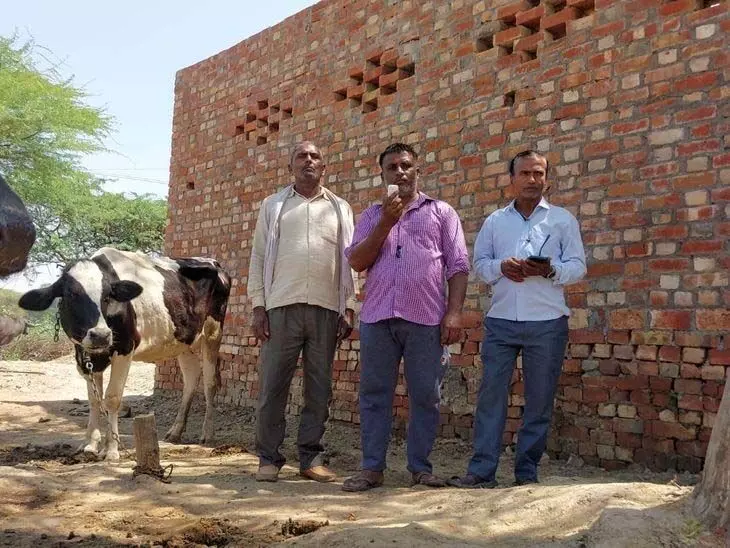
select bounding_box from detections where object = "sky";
[1,0,318,291]
[2,0,318,199]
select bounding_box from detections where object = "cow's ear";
[18,279,63,311]
[110,280,143,302]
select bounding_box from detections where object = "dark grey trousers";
[255,303,339,470]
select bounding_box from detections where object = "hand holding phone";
[381,185,404,227]
[523,255,552,278]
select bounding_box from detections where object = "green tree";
[0,35,167,265]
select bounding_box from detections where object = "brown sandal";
[342,470,384,492]
[411,471,446,488]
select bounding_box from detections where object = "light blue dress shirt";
[473,197,587,321]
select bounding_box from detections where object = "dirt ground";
[0,358,726,547]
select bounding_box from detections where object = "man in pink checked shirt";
[342,143,469,492]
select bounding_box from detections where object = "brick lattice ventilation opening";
[476,0,596,68]
[334,48,415,113]
[234,99,292,146]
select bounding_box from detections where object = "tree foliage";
[0,35,167,265]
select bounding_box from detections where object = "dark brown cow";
[0,174,35,346]
[0,174,35,278]
[19,247,231,461]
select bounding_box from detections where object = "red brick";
[675,379,703,395]
[679,394,704,411]
[541,7,578,31]
[681,363,702,379]
[659,346,682,363]
[676,440,708,459]
[650,310,692,330]
[650,376,673,392]
[497,0,531,21]
[609,309,645,330]
[675,105,717,123]
[651,421,696,441]
[516,5,546,27]
[708,350,730,366]
[616,375,649,391]
[608,331,631,345]
[514,31,547,52]
[613,119,650,136]
[659,0,699,16]
[713,153,730,168]
[647,259,691,272]
[696,310,730,331]
[674,72,719,93]
[592,20,625,39]
[494,26,532,47]
[584,140,620,158]
[648,225,688,240]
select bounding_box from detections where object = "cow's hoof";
[199,434,215,447]
[79,442,100,455]
[104,450,120,462]
[164,429,182,443]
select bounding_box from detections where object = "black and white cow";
[18,246,231,461]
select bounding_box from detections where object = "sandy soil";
[0,357,726,547]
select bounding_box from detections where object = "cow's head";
[18,260,142,353]
[0,174,36,277]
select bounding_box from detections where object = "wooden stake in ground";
[693,376,730,531]
[133,413,171,481]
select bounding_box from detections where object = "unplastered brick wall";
[162,0,730,472]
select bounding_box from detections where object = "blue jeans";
[468,316,569,482]
[359,319,446,474]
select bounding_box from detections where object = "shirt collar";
[407,191,433,211]
[288,184,325,199]
[508,196,551,215]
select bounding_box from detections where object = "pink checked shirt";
[345,192,469,326]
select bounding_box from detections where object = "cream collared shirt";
[253,187,341,313]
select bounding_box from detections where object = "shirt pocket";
[313,205,339,245]
[534,223,565,259]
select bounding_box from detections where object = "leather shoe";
[300,465,337,483]
[256,464,280,482]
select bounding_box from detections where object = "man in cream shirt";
[449,150,586,489]
[247,141,356,483]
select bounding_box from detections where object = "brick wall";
[161,0,730,472]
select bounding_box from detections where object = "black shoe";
[446,474,498,489]
[514,477,538,486]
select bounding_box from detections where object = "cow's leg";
[165,351,200,443]
[200,333,221,445]
[80,372,104,454]
[101,355,132,462]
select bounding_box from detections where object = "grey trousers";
[255,303,339,470]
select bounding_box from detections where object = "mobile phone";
[527,255,550,263]
[387,184,399,197]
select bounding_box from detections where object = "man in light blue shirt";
[449,150,586,488]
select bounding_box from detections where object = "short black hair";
[289,141,322,166]
[509,150,549,176]
[378,143,418,168]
